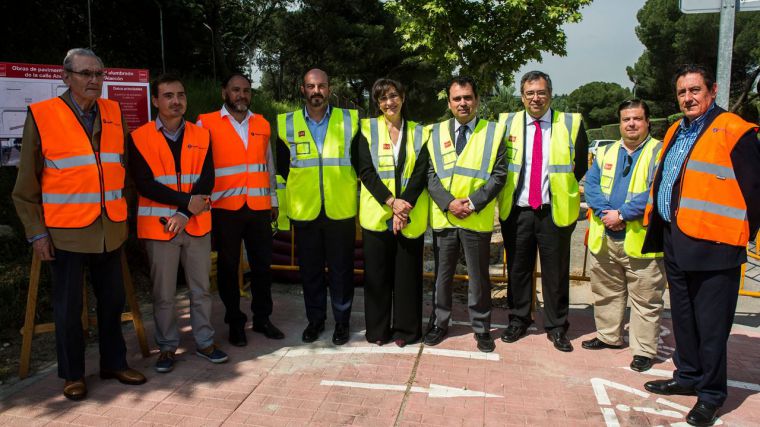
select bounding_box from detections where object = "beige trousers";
[589,236,666,358]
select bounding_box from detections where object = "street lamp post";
[203,23,216,82]
[153,0,166,74]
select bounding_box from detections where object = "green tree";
[479,83,521,120]
[565,82,631,128]
[385,0,592,93]
[627,0,760,121]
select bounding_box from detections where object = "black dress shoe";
[500,324,528,343]
[644,379,696,396]
[423,326,447,346]
[229,324,247,347]
[332,323,350,345]
[302,321,325,343]
[475,333,495,353]
[630,355,653,372]
[253,321,285,340]
[581,337,622,350]
[547,330,573,352]
[686,401,719,426]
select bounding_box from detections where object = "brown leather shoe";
[100,368,147,385]
[63,379,87,401]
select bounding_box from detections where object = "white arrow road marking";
[615,404,682,418]
[270,345,500,361]
[320,380,502,398]
[637,368,760,392]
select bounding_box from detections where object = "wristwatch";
[617,210,624,221]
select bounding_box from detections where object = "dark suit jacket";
[351,120,429,207]
[427,118,507,213]
[509,109,588,212]
[641,106,760,271]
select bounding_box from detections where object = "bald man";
[275,69,360,345]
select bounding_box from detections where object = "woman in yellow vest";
[355,79,430,347]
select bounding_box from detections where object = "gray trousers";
[145,232,215,352]
[432,227,492,333]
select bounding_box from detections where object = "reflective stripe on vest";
[31,97,127,228]
[277,107,358,221]
[496,110,581,226]
[428,118,504,232]
[131,121,211,240]
[198,111,272,211]
[275,174,290,231]
[644,113,757,246]
[358,117,430,238]
[587,137,663,258]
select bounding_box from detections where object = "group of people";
[12,48,760,427]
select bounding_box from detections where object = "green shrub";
[586,128,605,142]
[601,124,621,140]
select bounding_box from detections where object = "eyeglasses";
[67,69,105,80]
[378,93,400,104]
[523,90,549,99]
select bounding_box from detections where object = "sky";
[514,0,647,95]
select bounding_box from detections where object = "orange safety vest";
[197,111,272,211]
[131,121,212,240]
[30,97,127,228]
[644,112,758,246]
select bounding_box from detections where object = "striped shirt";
[656,103,715,222]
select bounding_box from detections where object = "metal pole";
[153,0,166,74]
[203,23,216,82]
[87,0,93,49]
[716,0,737,109]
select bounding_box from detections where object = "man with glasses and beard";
[275,69,359,345]
[582,99,665,373]
[198,73,284,347]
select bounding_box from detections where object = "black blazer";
[510,109,588,209]
[641,106,760,271]
[351,120,429,207]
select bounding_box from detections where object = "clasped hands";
[601,209,625,231]
[164,194,210,235]
[387,197,413,235]
[448,198,473,220]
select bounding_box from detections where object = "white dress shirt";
[517,109,552,207]
[390,119,404,163]
[197,105,279,207]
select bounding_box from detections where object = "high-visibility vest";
[496,110,582,227]
[428,119,505,232]
[644,113,758,247]
[587,137,663,258]
[358,117,430,238]
[131,121,212,240]
[30,97,127,228]
[275,174,290,231]
[198,111,272,211]
[277,108,359,221]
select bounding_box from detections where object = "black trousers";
[501,206,575,331]
[212,207,273,327]
[663,225,741,406]
[293,214,356,324]
[50,246,128,380]
[362,229,423,343]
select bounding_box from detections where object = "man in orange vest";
[12,48,146,400]
[197,73,283,346]
[129,74,228,374]
[641,65,760,426]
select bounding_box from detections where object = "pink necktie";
[528,120,543,209]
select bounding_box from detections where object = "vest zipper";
[95,151,106,213]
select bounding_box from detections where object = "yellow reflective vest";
[587,137,663,258]
[428,119,505,232]
[358,118,430,238]
[277,108,359,221]
[497,110,582,227]
[275,174,289,231]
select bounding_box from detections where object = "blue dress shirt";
[304,105,332,154]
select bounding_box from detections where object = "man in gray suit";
[424,76,507,352]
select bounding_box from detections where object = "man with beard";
[276,69,359,345]
[130,74,228,373]
[197,73,283,346]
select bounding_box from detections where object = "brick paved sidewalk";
[1,286,759,426]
